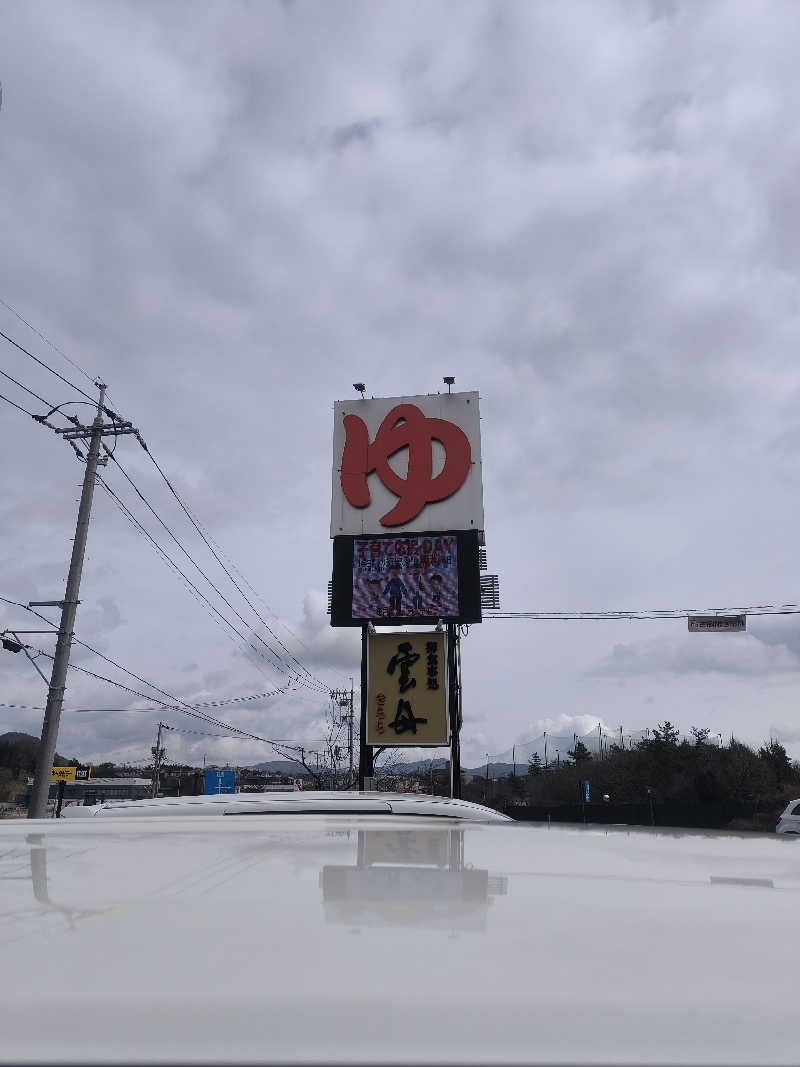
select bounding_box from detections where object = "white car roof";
[60,790,511,822]
[2,815,797,1064]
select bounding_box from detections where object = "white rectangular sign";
[688,615,746,632]
[331,391,483,537]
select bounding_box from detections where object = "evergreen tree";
[652,721,680,746]
[568,740,592,763]
[758,739,792,783]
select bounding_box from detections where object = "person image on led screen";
[367,578,383,617]
[429,573,443,611]
[383,568,407,616]
[411,568,425,612]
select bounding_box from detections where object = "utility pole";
[28,382,135,818]
[330,683,355,789]
[348,676,354,786]
[151,721,170,798]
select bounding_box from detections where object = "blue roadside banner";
[204,768,236,795]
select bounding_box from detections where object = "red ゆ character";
[340,404,471,526]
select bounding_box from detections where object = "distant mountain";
[0,731,72,769]
[375,757,523,781]
[250,759,312,776]
[248,756,529,782]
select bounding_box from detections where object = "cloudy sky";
[2,0,800,771]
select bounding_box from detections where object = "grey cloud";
[3,1,800,764]
[769,724,800,745]
[591,634,800,679]
[331,118,384,151]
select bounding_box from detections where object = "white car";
[2,797,798,1065]
[776,797,800,833]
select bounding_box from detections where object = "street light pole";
[28,383,106,819]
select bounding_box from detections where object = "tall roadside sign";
[330,389,493,797]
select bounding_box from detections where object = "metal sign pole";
[447,623,462,799]
[358,624,373,790]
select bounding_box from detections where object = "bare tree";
[269,694,354,789]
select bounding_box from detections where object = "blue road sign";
[204,769,236,795]
[583,780,591,803]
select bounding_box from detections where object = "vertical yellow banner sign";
[367,631,448,746]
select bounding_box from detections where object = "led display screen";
[330,530,481,627]
[352,534,459,620]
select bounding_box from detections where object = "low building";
[19,777,152,808]
[239,772,300,793]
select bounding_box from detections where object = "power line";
[29,642,293,747]
[137,442,331,688]
[183,516,318,656]
[103,452,308,683]
[0,367,56,409]
[486,605,800,620]
[95,476,289,683]
[0,594,287,718]
[0,378,309,693]
[95,479,256,661]
[0,328,96,402]
[0,390,36,418]
[162,726,255,740]
[1,308,332,692]
[0,295,97,385]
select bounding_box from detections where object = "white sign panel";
[688,615,746,632]
[331,391,484,537]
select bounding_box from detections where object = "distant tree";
[652,721,680,746]
[758,739,793,783]
[567,740,592,763]
[690,727,710,746]
[527,752,542,777]
[507,772,525,798]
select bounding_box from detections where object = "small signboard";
[367,631,448,746]
[584,780,591,803]
[51,766,92,782]
[204,769,236,795]
[688,615,746,633]
[50,766,76,782]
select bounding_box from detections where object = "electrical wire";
[136,442,332,688]
[162,726,255,740]
[181,516,317,656]
[0,594,287,718]
[0,380,301,696]
[0,390,36,418]
[486,605,800,620]
[95,478,257,662]
[0,296,97,386]
[102,452,309,683]
[0,314,332,693]
[0,328,96,402]
[28,642,296,747]
[0,367,56,409]
[95,477,290,683]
